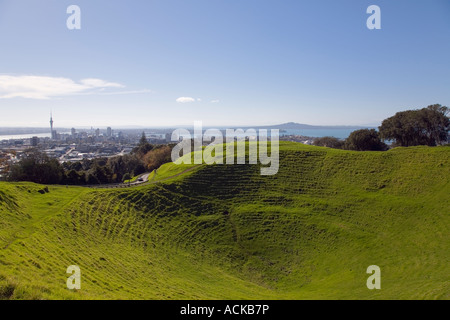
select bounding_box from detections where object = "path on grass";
[89,165,202,189]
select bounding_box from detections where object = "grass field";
[0,142,448,300]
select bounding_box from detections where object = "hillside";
[0,142,448,300]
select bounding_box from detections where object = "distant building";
[50,113,57,140]
[107,127,112,137]
[71,128,76,136]
[95,128,100,138]
[31,136,39,147]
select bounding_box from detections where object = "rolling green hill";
[0,142,448,300]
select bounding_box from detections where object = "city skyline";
[0,111,378,130]
[1,0,449,127]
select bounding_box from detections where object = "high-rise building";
[31,136,39,146]
[71,128,76,136]
[50,113,57,140]
[50,113,53,135]
[107,127,112,137]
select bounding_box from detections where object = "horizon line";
[0,122,379,130]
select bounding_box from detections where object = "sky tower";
[50,112,56,140]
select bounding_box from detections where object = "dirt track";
[88,165,202,189]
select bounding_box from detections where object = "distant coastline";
[0,133,52,141]
[0,122,376,141]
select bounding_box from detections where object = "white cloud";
[0,75,129,99]
[210,99,220,103]
[98,89,153,95]
[79,78,124,88]
[176,97,196,103]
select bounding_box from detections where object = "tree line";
[314,104,449,151]
[7,133,173,185]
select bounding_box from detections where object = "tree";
[63,169,85,185]
[379,104,449,147]
[8,149,63,184]
[122,173,131,183]
[417,104,449,146]
[143,146,172,172]
[132,163,146,177]
[107,154,145,181]
[86,172,100,185]
[87,165,111,184]
[0,152,11,180]
[313,136,344,149]
[345,129,387,151]
[139,132,148,146]
[134,133,153,157]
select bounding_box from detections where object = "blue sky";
[0,0,449,128]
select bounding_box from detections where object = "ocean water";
[179,127,366,140]
[0,128,366,141]
[280,128,363,139]
[0,133,51,141]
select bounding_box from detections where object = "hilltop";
[0,142,448,299]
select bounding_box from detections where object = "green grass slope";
[0,142,448,300]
